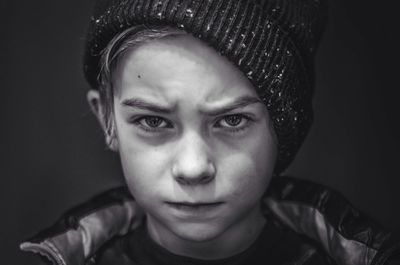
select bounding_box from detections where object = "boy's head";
[89,32,277,254]
[84,0,327,258]
[84,0,328,174]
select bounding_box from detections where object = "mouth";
[166,201,223,207]
[165,201,224,212]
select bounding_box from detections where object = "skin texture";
[88,34,278,260]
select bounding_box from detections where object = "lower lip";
[166,202,224,216]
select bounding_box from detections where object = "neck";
[146,203,266,260]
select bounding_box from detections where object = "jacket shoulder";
[264,176,400,265]
[19,187,142,265]
[273,223,334,265]
[293,247,332,265]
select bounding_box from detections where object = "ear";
[87,90,119,151]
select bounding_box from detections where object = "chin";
[171,221,226,243]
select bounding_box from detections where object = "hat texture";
[83,0,328,174]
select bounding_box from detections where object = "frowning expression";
[110,34,277,254]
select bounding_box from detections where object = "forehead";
[113,34,258,105]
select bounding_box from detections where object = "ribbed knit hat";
[83,0,328,174]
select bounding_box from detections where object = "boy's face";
[97,35,277,253]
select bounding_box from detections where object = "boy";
[21,0,400,264]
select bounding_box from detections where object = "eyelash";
[214,114,254,133]
[131,114,254,134]
[132,116,172,132]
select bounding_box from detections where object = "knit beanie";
[83,0,328,174]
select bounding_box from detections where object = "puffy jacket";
[20,177,400,265]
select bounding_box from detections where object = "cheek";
[218,153,270,202]
[250,126,277,175]
[114,122,172,198]
[217,121,277,200]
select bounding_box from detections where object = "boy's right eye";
[133,116,173,132]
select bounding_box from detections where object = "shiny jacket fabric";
[20,177,400,265]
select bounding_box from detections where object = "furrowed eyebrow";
[121,98,174,113]
[201,96,263,116]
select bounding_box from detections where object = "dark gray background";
[2,0,399,264]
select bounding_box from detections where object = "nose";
[171,131,216,186]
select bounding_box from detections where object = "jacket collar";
[20,177,399,265]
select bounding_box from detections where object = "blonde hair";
[97,25,185,144]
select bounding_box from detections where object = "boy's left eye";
[216,114,251,129]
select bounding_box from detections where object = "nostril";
[175,172,215,185]
[172,162,216,185]
[199,173,215,184]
